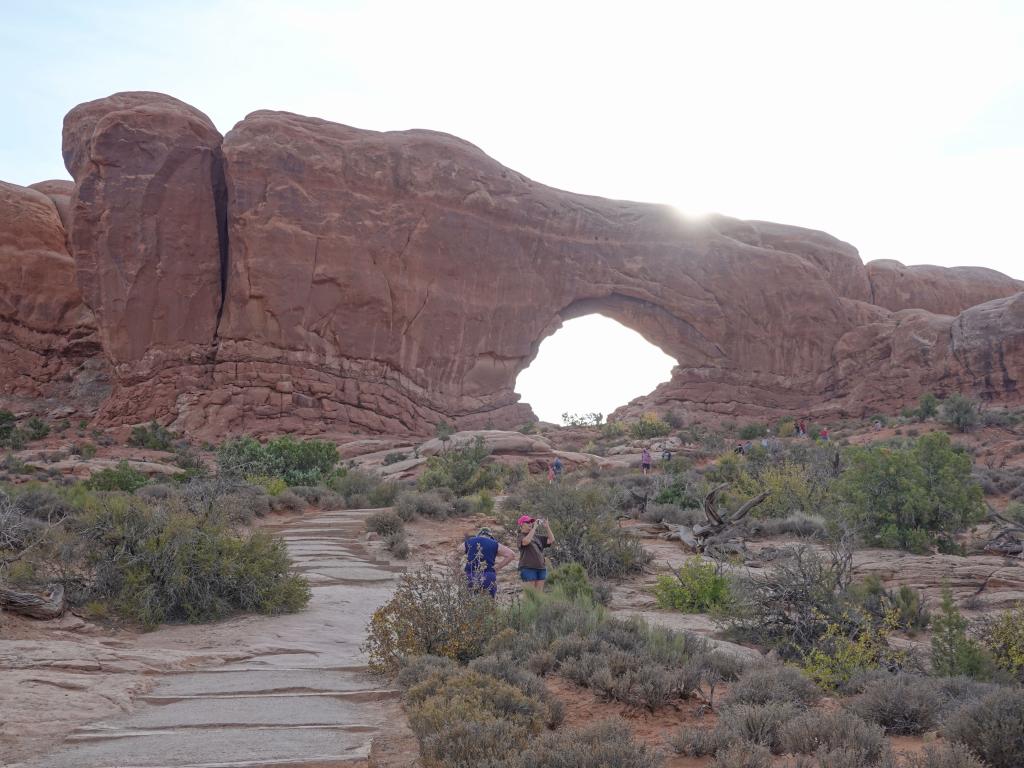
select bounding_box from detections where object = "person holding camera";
[517,515,555,591]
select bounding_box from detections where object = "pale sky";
[2,1,1022,421]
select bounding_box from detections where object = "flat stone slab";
[148,668,385,697]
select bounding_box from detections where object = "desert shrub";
[904,744,985,768]
[801,620,901,690]
[711,741,772,768]
[10,484,78,523]
[668,725,726,757]
[717,702,801,753]
[24,416,50,441]
[739,422,768,440]
[848,675,942,735]
[218,436,338,486]
[363,564,497,674]
[977,603,1024,682]
[746,512,828,539]
[931,588,995,679]
[73,497,309,628]
[368,480,400,507]
[382,451,408,465]
[941,394,979,433]
[247,474,288,495]
[917,392,939,420]
[269,489,304,512]
[366,509,404,536]
[723,545,852,658]
[653,557,731,612]
[128,421,175,450]
[0,410,15,444]
[943,687,1024,768]
[629,413,671,439]
[84,461,148,492]
[545,563,594,602]
[848,576,930,637]
[561,411,603,427]
[781,710,889,764]
[395,489,450,520]
[835,432,984,552]
[74,441,98,459]
[743,462,832,519]
[385,530,410,559]
[418,436,500,496]
[600,420,626,439]
[725,665,819,709]
[395,653,457,689]
[516,719,659,768]
[509,481,650,580]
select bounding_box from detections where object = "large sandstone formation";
[0,181,106,413]
[2,91,1021,435]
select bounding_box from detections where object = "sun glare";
[514,314,677,425]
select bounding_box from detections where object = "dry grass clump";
[717,702,801,753]
[515,719,660,768]
[780,709,889,764]
[847,675,943,735]
[942,687,1024,768]
[903,743,986,768]
[711,741,772,768]
[724,664,820,709]
[668,725,725,757]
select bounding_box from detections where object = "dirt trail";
[3,507,407,768]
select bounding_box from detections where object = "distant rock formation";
[0,91,1020,435]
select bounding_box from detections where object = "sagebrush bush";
[418,436,501,496]
[366,509,404,536]
[717,702,800,753]
[725,664,819,709]
[848,675,942,735]
[395,489,450,520]
[385,530,410,559]
[941,394,979,433]
[668,725,724,757]
[653,557,731,612]
[780,710,889,763]
[269,489,304,512]
[711,741,772,768]
[218,435,338,485]
[943,687,1024,768]
[129,421,175,450]
[84,461,148,492]
[545,562,595,602]
[515,719,660,768]
[904,744,986,768]
[363,565,497,674]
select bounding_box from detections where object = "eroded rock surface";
[2,91,1021,434]
[0,181,106,413]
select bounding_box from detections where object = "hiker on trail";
[798,419,807,437]
[547,461,556,484]
[820,426,829,442]
[517,515,555,591]
[641,447,652,475]
[552,456,564,481]
[461,527,515,597]
[734,442,744,455]
[661,447,672,466]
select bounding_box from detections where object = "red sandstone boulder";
[28,179,74,234]
[61,92,226,404]
[866,259,1023,316]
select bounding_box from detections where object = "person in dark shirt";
[460,527,515,597]
[517,514,555,591]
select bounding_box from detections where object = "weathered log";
[703,483,727,525]
[0,584,65,619]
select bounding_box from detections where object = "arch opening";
[514,314,678,424]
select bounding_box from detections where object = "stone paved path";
[11,508,406,768]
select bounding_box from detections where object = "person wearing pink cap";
[517,514,555,590]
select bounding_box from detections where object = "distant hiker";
[820,427,829,442]
[641,447,652,475]
[873,419,883,432]
[552,456,564,480]
[734,442,744,455]
[518,515,555,591]
[547,462,556,484]
[461,528,515,597]
[661,447,672,465]
[798,419,807,437]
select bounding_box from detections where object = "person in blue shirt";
[460,527,515,597]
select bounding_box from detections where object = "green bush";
[943,687,1024,768]
[917,392,939,420]
[738,422,768,440]
[218,436,338,486]
[545,563,595,602]
[366,509,404,536]
[24,416,50,441]
[418,436,500,496]
[128,421,175,450]
[84,461,149,492]
[653,558,731,612]
[835,432,984,552]
[561,412,603,427]
[363,565,497,674]
[395,490,450,520]
[0,410,15,444]
[382,451,408,465]
[628,413,671,439]
[977,603,1024,682]
[941,394,979,433]
[931,588,994,679]
[75,497,309,628]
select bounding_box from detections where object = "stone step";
[146,668,387,697]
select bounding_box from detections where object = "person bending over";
[461,527,515,597]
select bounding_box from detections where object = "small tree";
[916,392,938,420]
[931,587,993,679]
[941,393,979,433]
